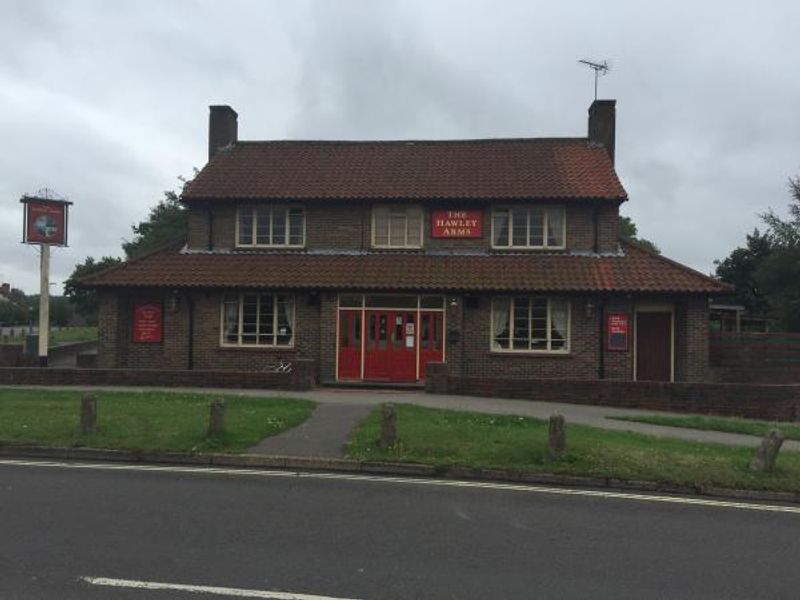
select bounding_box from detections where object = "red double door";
[338,310,443,382]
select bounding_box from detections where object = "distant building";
[83,100,730,383]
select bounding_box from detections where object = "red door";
[636,312,672,381]
[337,310,362,380]
[364,310,417,382]
[418,311,444,380]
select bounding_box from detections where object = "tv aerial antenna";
[578,59,610,100]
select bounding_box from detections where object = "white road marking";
[80,576,363,599]
[1,457,798,514]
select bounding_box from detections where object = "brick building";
[84,100,728,384]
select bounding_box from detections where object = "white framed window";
[491,297,570,353]
[491,206,565,249]
[237,206,305,248]
[372,206,423,248]
[221,293,294,347]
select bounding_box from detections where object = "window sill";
[489,247,567,252]
[218,344,296,351]
[488,350,572,358]
[235,245,306,250]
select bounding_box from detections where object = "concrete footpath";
[3,384,798,453]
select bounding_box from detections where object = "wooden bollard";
[750,428,784,473]
[379,404,397,450]
[80,395,97,435]
[208,398,226,436]
[546,413,566,461]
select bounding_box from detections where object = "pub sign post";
[20,194,72,367]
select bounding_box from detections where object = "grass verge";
[608,414,800,442]
[0,326,98,346]
[0,388,314,453]
[346,404,800,493]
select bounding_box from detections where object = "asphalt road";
[1,460,798,600]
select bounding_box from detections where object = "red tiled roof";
[82,243,728,294]
[182,138,627,202]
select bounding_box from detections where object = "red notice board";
[607,313,629,351]
[133,302,163,343]
[431,210,483,238]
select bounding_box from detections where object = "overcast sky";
[1,0,798,294]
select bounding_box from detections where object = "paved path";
[3,384,798,451]
[248,402,372,457]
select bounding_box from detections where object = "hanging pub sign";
[431,210,483,238]
[20,196,71,246]
[133,302,163,343]
[607,313,629,351]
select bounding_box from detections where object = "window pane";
[550,299,569,350]
[530,207,544,247]
[420,295,444,308]
[238,209,253,245]
[406,210,422,246]
[241,295,258,344]
[511,208,528,246]
[492,210,509,246]
[492,298,511,350]
[531,297,548,349]
[365,295,417,308]
[276,295,293,346]
[223,298,239,343]
[258,294,274,345]
[273,209,287,245]
[547,208,564,247]
[339,295,363,308]
[374,210,390,246]
[254,207,270,245]
[288,209,304,245]
[512,297,530,349]
[389,213,406,246]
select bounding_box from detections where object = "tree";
[618,215,660,254]
[63,256,123,324]
[122,188,188,259]
[714,229,773,316]
[0,287,34,326]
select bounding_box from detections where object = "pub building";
[83,100,728,384]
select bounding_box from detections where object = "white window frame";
[490,297,571,354]
[371,205,424,249]
[490,205,566,250]
[219,293,295,348]
[236,205,306,248]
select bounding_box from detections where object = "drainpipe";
[598,297,606,379]
[207,202,214,251]
[187,293,195,370]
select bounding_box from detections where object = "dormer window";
[372,206,423,249]
[491,206,565,249]
[237,205,305,248]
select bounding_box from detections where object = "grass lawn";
[0,388,314,453]
[346,404,800,493]
[0,326,98,346]
[608,414,800,442]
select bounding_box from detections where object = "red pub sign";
[22,198,70,246]
[431,210,483,238]
[607,313,629,351]
[133,302,163,343]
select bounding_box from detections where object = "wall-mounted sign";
[607,313,629,351]
[21,197,71,246]
[133,302,163,343]
[431,210,482,238]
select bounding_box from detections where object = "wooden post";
[38,244,50,367]
[379,404,397,450]
[208,398,226,436]
[80,395,97,435]
[750,428,784,473]
[546,413,566,461]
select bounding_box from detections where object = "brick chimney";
[208,105,238,160]
[588,99,616,164]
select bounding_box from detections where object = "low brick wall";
[425,363,800,422]
[0,359,316,391]
[0,345,37,367]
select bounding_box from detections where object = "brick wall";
[184,200,622,254]
[0,361,316,391]
[425,362,800,422]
